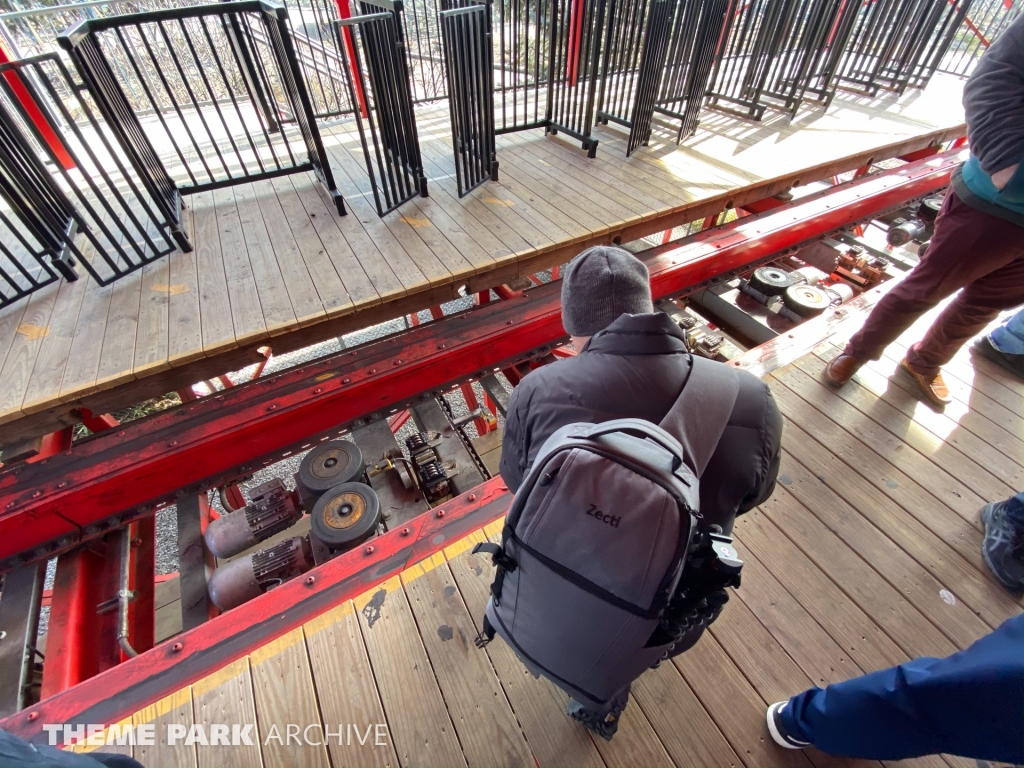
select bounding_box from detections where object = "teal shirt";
[960,153,1024,217]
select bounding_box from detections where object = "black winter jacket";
[500,312,783,531]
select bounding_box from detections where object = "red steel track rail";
[1,477,513,740]
[0,149,962,571]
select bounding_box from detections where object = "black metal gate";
[0,54,176,308]
[546,0,607,157]
[440,0,497,197]
[654,0,732,142]
[58,1,346,217]
[836,0,971,96]
[0,92,71,306]
[626,0,675,154]
[337,0,428,216]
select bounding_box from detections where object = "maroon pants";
[845,190,1024,377]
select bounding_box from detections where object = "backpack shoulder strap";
[658,355,740,478]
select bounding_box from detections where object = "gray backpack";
[474,356,745,712]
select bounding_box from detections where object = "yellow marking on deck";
[399,550,447,584]
[303,599,356,636]
[483,517,505,539]
[400,216,432,228]
[191,656,248,697]
[483,196,514,207]
[353,575,402,611]
[249,626,304,666]
[443,526,487,560]
[152,282,190,295]
[133,686,192,724]
[16,324,49,340]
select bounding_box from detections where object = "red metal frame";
[4,478,512,741]
[0,41,75,170]
[388,409,413,432]
[77,409,118,434]
[566,0,584,86]
[25,427,73,465]
[459,383,494,435]
[40,546,105,700]
[128,517,156,657]
[335,0,369,117]
[0,150,961,566]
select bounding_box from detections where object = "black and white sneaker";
[766,702,812,749]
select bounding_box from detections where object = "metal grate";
[58,0,345,216]
[440,0,498,196]
[337,0,428,216]
[0,54,177,308]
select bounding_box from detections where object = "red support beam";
[898,146,940,163]
[460,383,493,435]
[388,409,413,433]
[566,0,584,86]
[26,426,73,465]
[249,346,272,381]
[0,150,962,565]
[493,284,523,301]
[0,42,75,170]
[128,518,156,658]
[40,546,105,699]
[7,479,512,742]
[77,409,119,434]
[335,0,368,117]
[740,196,787,215]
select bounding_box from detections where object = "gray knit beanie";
[561,246,653,336]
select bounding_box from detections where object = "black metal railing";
[545,0,606,155]
[837,0,974,96]
[706,0,793,119]
[58,0,346,216]
[654,0,732,142]
[782,0,862,109]
[337,0,428,215]
[440,0,497,196]
[937,0,1021,77]
[0,54,176,308]
[595,0,676,154]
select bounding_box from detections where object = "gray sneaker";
[981,501,1024,592]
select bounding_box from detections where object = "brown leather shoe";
[900,358,952,407]
[824,355,863,386]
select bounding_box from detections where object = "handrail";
[0,0,135,22]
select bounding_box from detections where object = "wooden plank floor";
[71,313,1022,768]
[0,74,968,443]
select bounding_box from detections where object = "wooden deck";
[0,74,968,444]
[71,305,1022,768]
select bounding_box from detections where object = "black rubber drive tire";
[750,267,797,296]
[311,482,381,550]
[299,440,364,494]
[783,285,831,317]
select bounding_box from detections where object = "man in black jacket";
[500,246,783,535]
[498,246,782,739]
